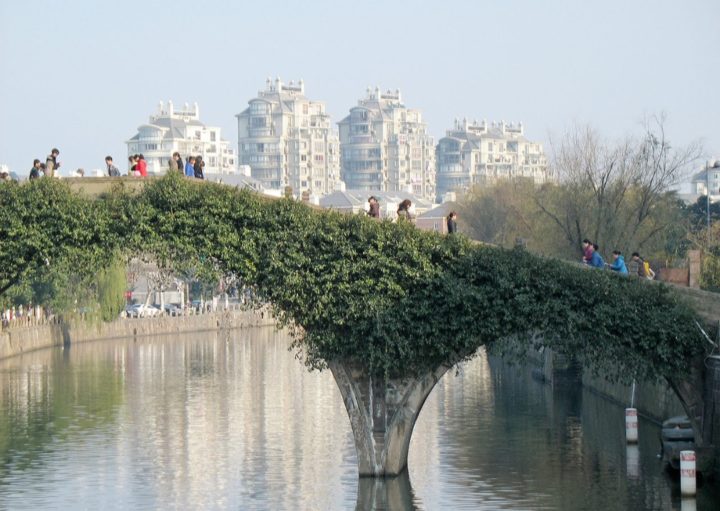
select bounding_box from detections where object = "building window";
[210,132,216,142]
[250,102,269,114]
[251,117,267,128]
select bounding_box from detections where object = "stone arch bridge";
[2,175,720,480]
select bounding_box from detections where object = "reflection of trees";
[414,354,680,510]
[0,349,124,477]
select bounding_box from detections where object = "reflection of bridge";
[12,176,720,480]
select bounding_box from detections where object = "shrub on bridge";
[127,174,705,382]
[0,178,116,302]
[0,174,707,382]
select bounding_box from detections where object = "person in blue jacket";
[185,156,196,177]
[588,243,605,268]
[607,250,628,275]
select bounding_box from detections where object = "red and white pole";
[625,408,638,443]
[680,450,696,496]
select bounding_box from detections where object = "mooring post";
[330,360,451,477]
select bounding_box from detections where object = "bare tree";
[536,117,702,257]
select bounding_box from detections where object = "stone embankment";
[0,306,275,361]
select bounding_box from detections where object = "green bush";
[0,174,707,382]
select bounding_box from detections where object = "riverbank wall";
[527,346,684,423]
[0,308,275,361]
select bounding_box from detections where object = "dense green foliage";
[96,258,127,321]
[0,174,707,381]
[0,179,119,312]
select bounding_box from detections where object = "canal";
[0,327,718,510]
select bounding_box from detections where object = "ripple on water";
[0,333,719,510]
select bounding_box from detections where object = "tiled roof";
[418,202,457,219]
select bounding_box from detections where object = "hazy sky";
[1,0,718,176]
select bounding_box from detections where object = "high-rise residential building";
[126,101,236,174]
[235,78,341,194]
[436,118,548,198]
[338,87,435,200]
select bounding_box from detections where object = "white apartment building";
[235,78,341,195]
[126,101,236,175]
[689,159,720,202]
[338,88,435,201]
[436,118,547,198]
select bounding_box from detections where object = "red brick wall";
[659,268,689,286]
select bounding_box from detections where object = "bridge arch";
[0,174,713,477]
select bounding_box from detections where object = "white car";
[126,304,160,318]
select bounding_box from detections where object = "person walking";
[587,243,605,268]
[397,199,413,222]
[447,211,458,234]
[367,196,380,218]
[136,154,148,177]
[607,250,628,275]
[105,156,120,177]
[185,156,196,177]
[45,148,60,177]
[193,156,204,179]
[29,159,42,180]
[129,155,140,176]
[173,152,184,172]
[627,252,640,276]
[631,252,655,280]
[582,239,594,264]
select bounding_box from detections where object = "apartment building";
[338,87,435,201]
[126,101,235,174]
[436,118,547,198]
[236,78,341,195]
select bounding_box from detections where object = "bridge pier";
[330,361,451,477]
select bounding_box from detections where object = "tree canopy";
[0,174,707,381]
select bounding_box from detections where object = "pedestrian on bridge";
[447,211,458,234]
[586,243,605,268]
[105,156,120,177]
[29,159,42,180]
[397,199,413,223]
[173,152,184,172]
[136,155,148,177]
[582,239,593,264]
[607,250,628,275]
[185,156,196,177]
[45,148,60,177]
[194,156,205,179]
[367,196,380,218]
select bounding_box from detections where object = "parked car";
[125,304,160,318]
[162,304,181,315]
[191,300,206,312]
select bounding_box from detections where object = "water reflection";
[355,472,416,511]
[0,329,718,510]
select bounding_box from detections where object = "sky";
[1,0,718,177]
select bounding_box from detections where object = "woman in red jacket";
[136,154,148,177]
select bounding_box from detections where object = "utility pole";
[708,160,711,247]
